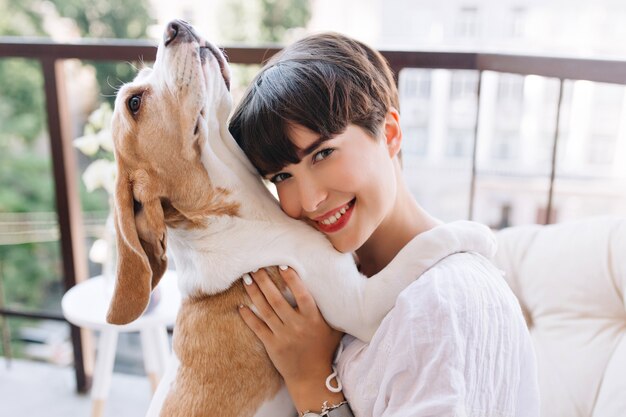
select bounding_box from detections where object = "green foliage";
[0,59,46,146]
[51,0,152,39]
[0,243,61,309]
[219,0,311,44]
[0,0,47,36]
[89,61,144,105]
[260,0,311,42]
[0,146,62,315]
[0,2,47,146]
[0,149,62,341]
[0,0,151,345]
[0,148,55,212]
[51,0,155,100]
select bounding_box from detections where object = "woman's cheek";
[277,186,301,219]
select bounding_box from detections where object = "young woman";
[229,33,539,417]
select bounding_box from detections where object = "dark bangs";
[228,33,397,177]
[229,62,343,176]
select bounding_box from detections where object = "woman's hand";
[238,266,345,412]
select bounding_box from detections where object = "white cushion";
[493,217,626,417]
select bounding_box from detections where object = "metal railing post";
[41,57,92,393]
[469,70,483,220]
[546,79,566,225]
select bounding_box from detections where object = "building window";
[491,131,519,160]
[497,74,524,102]
[446,128,474,158]
[400,70,431,100]
[403,126,429,156]
[586,134,617,165]
[495,74,525,134]
[510,7,526,38]
[455,7,479,38]
[586,83,623,166]
[450,71,478,100]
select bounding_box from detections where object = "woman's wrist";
[285,370,345,414]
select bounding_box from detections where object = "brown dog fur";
[106,29,292,415]
[161,276,285,416]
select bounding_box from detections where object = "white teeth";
[319,202,352,226]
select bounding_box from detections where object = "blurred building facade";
[308,0,626,226]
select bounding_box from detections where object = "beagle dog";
[107,20,493,417]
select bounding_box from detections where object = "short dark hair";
[228,32,399,177]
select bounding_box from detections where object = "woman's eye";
[128,94,142,114]
[313,148,334,163]
[269,172,291,184]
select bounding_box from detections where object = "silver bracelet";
[302,400,354,417]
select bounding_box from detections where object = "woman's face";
[267,122,399,253]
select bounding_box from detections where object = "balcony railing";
[1,37,625,393]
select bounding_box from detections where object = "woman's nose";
[298,177,327,214]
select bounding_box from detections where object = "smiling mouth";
[314,199,356,234]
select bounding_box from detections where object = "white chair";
[62,270,181,417]
[493,217,626,417]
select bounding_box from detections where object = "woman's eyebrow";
[297,136,330,159]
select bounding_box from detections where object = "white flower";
[101,160,117,195]
[98,129,114,153]
[73,134,100,156]
[88,102,113,131]
[88,107,103,130]
[76,102,114,156]
[77,102,116,195]
[89,238,108,264]
[82,159,117,194]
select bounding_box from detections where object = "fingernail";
[243,273,253,285]
[238,304,244,309]
[279,265,288,271]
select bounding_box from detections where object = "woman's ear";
[384,107,402,159]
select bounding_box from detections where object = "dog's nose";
[164,20,180,46]
[164,20,194,47]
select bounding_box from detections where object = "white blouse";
[335,224,540,417]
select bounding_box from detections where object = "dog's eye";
[127,95,142,114]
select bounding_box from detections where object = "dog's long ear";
[135,196,168,288]
[106,169,167,325]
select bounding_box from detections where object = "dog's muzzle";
[162,19,231,90]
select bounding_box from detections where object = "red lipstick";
[315,199,355,234]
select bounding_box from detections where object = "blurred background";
[0,0,625,415]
